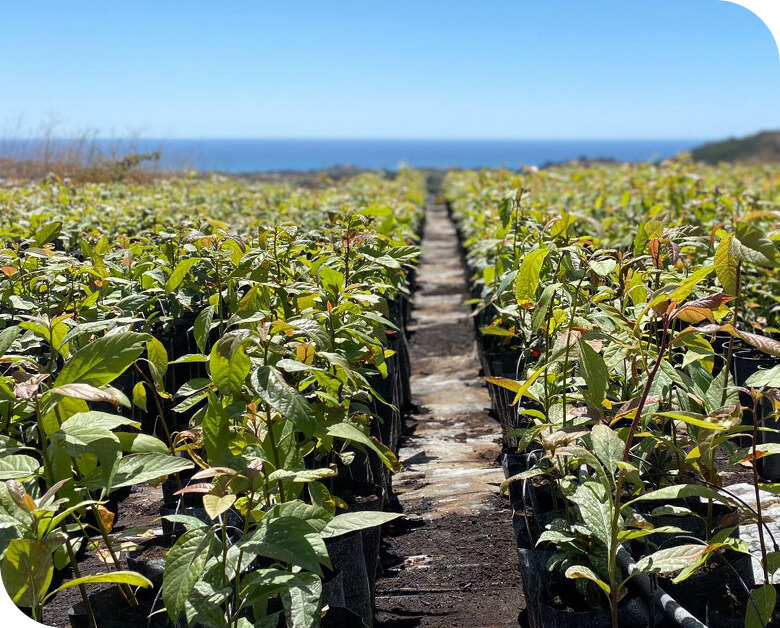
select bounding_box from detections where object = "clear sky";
[1,0,778,140]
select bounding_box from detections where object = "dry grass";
[0,119,169,183]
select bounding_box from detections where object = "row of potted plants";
[444,159,780,627]
[0,171,425,627]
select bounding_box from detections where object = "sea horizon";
[0,137,706,173]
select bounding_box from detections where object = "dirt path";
[374,200,524,627]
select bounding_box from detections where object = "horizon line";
[0,136,712,143]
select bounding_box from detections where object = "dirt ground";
[374,200,525,628]
[43,483,164,627]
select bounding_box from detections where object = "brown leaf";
[96,505,115,534]
[649,239,662,268]
[616,395,663,418]
[735,330,780,358]
[173,482,213,496]
[49,383,120,406]
[685,293,736,310]
[192,467,238,480]
[666,241,680,264]
[13,373,48,400]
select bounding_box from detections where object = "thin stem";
[752,394,770,583]
[66,534,98,628]
[622,314,671,462]
[721,261,742,407]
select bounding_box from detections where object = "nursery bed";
[374,199,524,627]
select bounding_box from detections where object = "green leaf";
[210,333,250,395]
[102,453,194,490]
[281,571,322,628]
[162,527,215,621]
[578,340,608,411]
[33,221,62,247]
[653,411,729,431]
[627,484,734,507]
[570,482,613,549]
[252,366,316,437]
[160,514,208,530]
[318,265,345,294]
[169,354,209,364]
[731,224,779,267]
[589,259,617,278]
[320,511,403,538]
[50,571,152,597]
[202,393,231,467]
[590,424,623,477]
[715,234,739,295]
[635,544,707,575]
[0,326,21,357]
[747,365,780,388]
[479,326,515,337]
[202,494,236,520]
[115,432,169,455]
[326,422,399,472]
[146,336,169,382]
[634,219,664,257]
[531,283,558,331]
[1,539,53,608]
[59,411,138,435]
[515,248,551,306]
[268,468,336,483]
[166,257,204,292]
[484,377,523,393]
[667,266,714,305]
[565,564,611,596]
[194,306,215,353]
[746,583,776,628]
[184,581,230,628]
[0,455,40,480]
[132,381,147,411]
[55,332,148,387]
[238,517,323,575]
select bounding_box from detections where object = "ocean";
[1,138,701,173]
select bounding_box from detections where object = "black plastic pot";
[517,549,655,628]
[635,497,738,546]
[660,551,755,621]
[706,601,743,628]
[707,591,780,628]
[321,568,346,610]
[732,349,778,446]
[325,531,372,628]
[127,554,166,583]
[349,486,385,610]
[322,606,369,628]
[514,508,563,551]
[759,401,780,481]
[732,349,776,387]
[68,583,176,628]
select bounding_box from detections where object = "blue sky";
[1,0,778,140]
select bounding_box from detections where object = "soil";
[43,483,164,627]
[374,199,525,627]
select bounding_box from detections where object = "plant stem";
[66,534,98,628]
[721,261,742,407]
[265,405,286,503]
[622,314,670,462]
[752,395,770,583]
